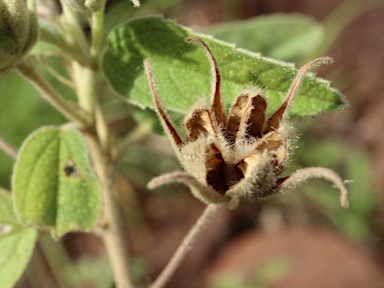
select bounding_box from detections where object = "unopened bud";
[0,0,39,75]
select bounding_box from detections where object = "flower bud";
[61,0,102,13]
[0,0,39,75]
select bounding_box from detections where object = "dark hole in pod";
[206,144,244,194]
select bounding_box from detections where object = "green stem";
[63,4,132,277]
[72,62,96,115]
[61,4,90,63]
[150,204,222,288]
[38,18,86,65]
[16,58,91,127]
[38,18,66,48]
[86,135,134,288]
[89,96,133,288]
[94,99,111,155]
[72,63,112,153]
[90,0,107,68]
[59,3,134,286]
[34,55,75,89]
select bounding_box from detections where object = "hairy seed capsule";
[144,37,349,209]
[0,0,39,75]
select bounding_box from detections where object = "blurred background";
[2,0,384,287]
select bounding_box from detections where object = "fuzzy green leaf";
[0,228,37,288]
[201,14,324,62]
[0,189,37,288]
[12,126,102,238]
[103,16,346,118]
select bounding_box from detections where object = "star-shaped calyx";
[144,37,348,209]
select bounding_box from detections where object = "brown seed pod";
[144,37,348,209]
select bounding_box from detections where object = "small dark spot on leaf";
[64,165,75,176]
[63,159,79,178]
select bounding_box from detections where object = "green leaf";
[104,1,137,40]
[0,189,37,288]
[103,16,346,118]
[0,228,37,288]
[201,14,325,62]
[12,126,102,238]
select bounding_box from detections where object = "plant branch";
[150,204,222,288]
[71,62,97,116]
[73,54,132,286]
[87,135,134,288]
[67,13,133,282]
[16,58,91,128]
[72,62,112,155]
[33,55,75,89]
[0,137,17,159]
[61,3,90,62]
[38,18,86,65]
[90,0,107,68]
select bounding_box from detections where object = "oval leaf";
[201,13,325,62]
[12,126,102,238]
[0,189,37,288]
[103,16,346,118]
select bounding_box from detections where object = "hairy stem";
[72,62,96,116]
[73,60,132,286]
[61,3,90,62]
[90,0,107,68]
[16,58,91,128]
[34,55,75,89]
[281,166,349,208]
[87,135,134,288]
[150,204,222,288]
[66,7,133,285]
[38,18,86,64]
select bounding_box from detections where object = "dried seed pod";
[145,37,348,209]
